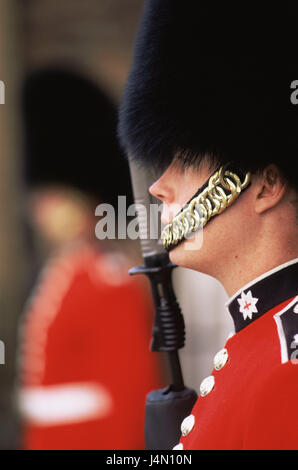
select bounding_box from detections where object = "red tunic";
[177,259,298,450]
[19,243,164,450]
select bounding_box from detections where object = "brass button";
[200,375,215,397]
[173,443,183,450]
[213,348,228,370]
[181,414,195,436]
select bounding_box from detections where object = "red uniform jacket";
[19,243,164,450]
[177,259,298,450]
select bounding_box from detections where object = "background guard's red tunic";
[19,243,164,450]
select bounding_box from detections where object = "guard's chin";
[168,242,194,270]
[168,231,205,270]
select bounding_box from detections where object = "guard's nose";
[149,179,182,225]
[149,180,169,203]
[149,172,175,204]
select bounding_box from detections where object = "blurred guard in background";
[17,68,164,450]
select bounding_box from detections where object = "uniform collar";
[226,258,298,333]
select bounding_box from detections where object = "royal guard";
[118,1,298,449]
[18,68,164,450]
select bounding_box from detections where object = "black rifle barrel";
[128,159,186,390]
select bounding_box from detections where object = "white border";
[274,296,298,364]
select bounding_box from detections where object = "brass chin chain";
[161,166,251,251]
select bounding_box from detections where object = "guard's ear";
[254,165,286,214]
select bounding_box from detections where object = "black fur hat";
[23,67,133,207]
[118,1,298,188]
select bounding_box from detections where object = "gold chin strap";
[161,166,251,251]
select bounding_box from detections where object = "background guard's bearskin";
[23,67,133,208]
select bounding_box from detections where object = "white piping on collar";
[225,258,298,309]
[274,295,298,364]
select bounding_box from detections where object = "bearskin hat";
[118,1,298,189]
[23,67,133,207]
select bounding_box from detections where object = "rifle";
[128,159,198,450]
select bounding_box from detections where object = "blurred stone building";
[18,0,144,100]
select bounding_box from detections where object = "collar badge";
[237,290,259,320]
